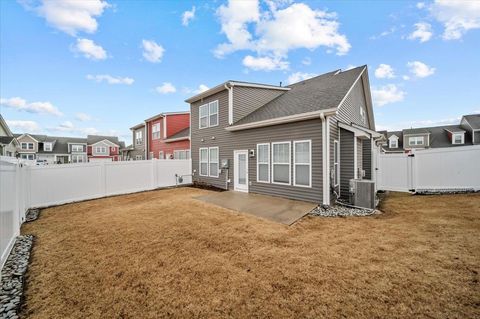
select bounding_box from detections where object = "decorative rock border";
[310,204,375,217]
[0,235,34,319]
[25,209,40,223]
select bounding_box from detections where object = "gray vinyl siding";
[339,128,354,199]
[232,87,284,123]
[191,89,323,203]
[362,138,372,179]
[133,127,146,152]
[357,138,362,178]
[474,131,480,144]
[337,78,370,128]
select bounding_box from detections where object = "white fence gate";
[376,145,480,192]
[0,159,192,269]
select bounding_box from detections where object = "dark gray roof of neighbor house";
[403,128,430,135]
[130,123,145,130]
[430,125,472,148]
[379,130,404,152]
[119,141,126,149]
[87,135,120,145]
[0,136,15,145]
[463,114,480,129]
[444,127,465,133]
[37,136,87,154]
[166,127,190,141]
[232,66,365,126]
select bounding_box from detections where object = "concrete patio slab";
[195,191,317,225]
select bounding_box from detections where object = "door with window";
[234,150,248,192]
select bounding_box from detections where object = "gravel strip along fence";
[0,235,34,319]
[310,204,375,217]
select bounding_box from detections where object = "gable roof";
[0,114,13,137]
[87,135,119,146]
[403,128,430,135]
[230,66,366,127]
[463,114,480,129]
[0,136,16,145]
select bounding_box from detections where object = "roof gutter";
[164,136,190,143]
[225,108,337,131]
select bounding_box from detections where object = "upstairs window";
[360,107,366,125]
[389,139,398,148]
[152,123,160,139]
[95,146,107,154]
[135,131,143,145]
[199,100,219,129]
[43,143,52,151]
[21,142,34,150]
[409,136,424,146]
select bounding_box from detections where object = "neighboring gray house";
[379,114,480,153]
[124,123,146,160]
[186,66,382,205]
[0,114,18,157]
[14,134,87,163]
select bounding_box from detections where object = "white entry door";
[234,150,249,192]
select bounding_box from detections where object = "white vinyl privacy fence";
[376,145,480,192]
[0,159,192,268]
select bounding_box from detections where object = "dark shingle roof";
[430,125,472,148]
[463,114,480,129]
[0,136,15,145]
[232,66,365,126]
[403,128,430,135]
[37,136,87,154]
[166,127,189,141]
[87,135,119,145]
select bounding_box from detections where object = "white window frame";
[71,155,85,163]
[209,147,219,177]
[271,141,291,185]
[135,131,143,145]
[21,154,35,160]
[21,142,34,150]
[95,146,107,154]
[199,100,219,129]
[389,139,398,148]
[71,144,83,152]
[409,136,424,146]
[256,143,270,183]
[43,143,52,151]
[293,140,312,188]
[452,133,464,144]
[185,150,190,159]
[334,140,340,187]
[199,147,209,176]
[159,151,164,159]
[152,123,161,139]
[360,107,366,125]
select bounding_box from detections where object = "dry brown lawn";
[21,188,480,318]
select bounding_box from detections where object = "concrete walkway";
[195,191,317,225]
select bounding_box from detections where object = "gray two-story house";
[186,66,381,205]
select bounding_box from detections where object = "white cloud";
[6,120,41,133]
[86,74,134,85]
[416,2,426,9]
[371,84,405,107]
[73,38,107,60]
[430,0,480,40]
[194,84,209,94]
[20,0,110,36]
[370,27,396,40]
[407,61,436,78]
[344,64,357,71]
[408,22,433,42]
[242,55,288,71]
[0,97,62,116]
[215,1,350,70]
[75,112,92,121]
[142,39,164,63]
[49,121,99,135]
[301,57,311,65]
[378,116,461,131]
[155,82,176,94]
[182,6,196,26]
[402,75,410,81]
[374,64,395,79]
[286,72,317,85]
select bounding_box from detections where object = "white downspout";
[144,121,148,160]
[320,113,329,205]
[225,83,233,125]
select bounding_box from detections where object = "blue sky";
[1,0,479,142]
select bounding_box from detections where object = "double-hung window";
[95,146,107,154]
[199,147,219,177]
[272,142,291,185]
[293,140,311,187]
[21,142,34,150]
[199,100,218,129]
[409,136,424,146]
[334,140,340,187]
[453,133,464,144]
[390,139,398,148]
[135,131,143,145]
[199,148,209,176]
[72,144,83,152]
[43,143,52,151]
[257,143,270,183]
[152,123,160,139]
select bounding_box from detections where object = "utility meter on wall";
[221,159,229,169]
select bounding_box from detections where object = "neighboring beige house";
[0,114,18,157]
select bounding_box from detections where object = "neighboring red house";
[145,112,190,159]
[86,135,122,162]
